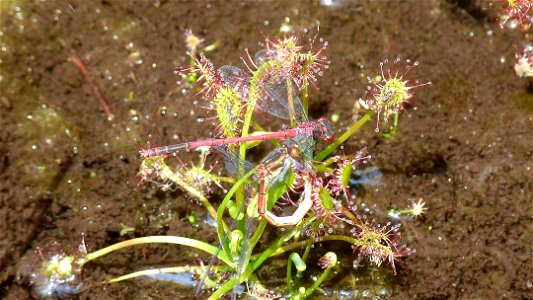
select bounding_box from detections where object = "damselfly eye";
[325,134,335,142]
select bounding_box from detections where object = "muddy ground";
[1,1,532,299]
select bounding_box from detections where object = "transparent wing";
[256,79,306,122]
[214,145,254,178]
[219,60,307,123]
[254,49,276,67]
[218,65,251,100]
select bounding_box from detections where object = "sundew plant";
[29,33,430,299]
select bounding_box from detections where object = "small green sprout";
[184,29,204,56]
[330,113,340,123]
[279,17,294,34]
[186,213,198,226]
[119,223,135,236]
[389,198,428,219]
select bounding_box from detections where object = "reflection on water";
[349,166,383,187]
[148,273,246,296]
[148,272,196,287]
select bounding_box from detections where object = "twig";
[68,53,114,121]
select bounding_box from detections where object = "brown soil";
[1,1,532,299]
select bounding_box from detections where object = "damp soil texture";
[1,1,532,299]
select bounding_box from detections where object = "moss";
[13,104,79,197]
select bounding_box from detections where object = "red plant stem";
[68,53,114,121]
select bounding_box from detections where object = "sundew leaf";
[319,187,335,210]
